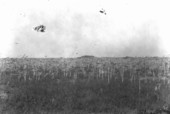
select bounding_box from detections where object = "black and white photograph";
[0,0,170,113]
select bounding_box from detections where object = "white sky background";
[0,0,170,57]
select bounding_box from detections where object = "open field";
[0,57,170,114]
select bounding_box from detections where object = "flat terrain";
[0,57,170,114]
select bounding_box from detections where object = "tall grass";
[0,57,169,114]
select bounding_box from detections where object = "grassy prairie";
[0,57,170,114]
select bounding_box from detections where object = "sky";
[0,0,170,58]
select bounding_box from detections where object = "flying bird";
[99,9,106,15]
[34,25,46,32]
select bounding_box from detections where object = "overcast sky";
[0,0,170,57]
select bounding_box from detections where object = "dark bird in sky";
[99,9,106,15]
[34,25,46,32]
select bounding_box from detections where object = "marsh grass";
[0,57,169,114]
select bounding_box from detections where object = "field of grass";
[0,57,170,114]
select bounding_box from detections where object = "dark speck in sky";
[34,25,46,32]
[99,9,106,15]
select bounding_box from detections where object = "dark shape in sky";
[99,9,106,15]
[34,25,46,32]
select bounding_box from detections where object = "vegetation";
[0,57,170,114]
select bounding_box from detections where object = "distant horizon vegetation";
[0,54,170,59]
